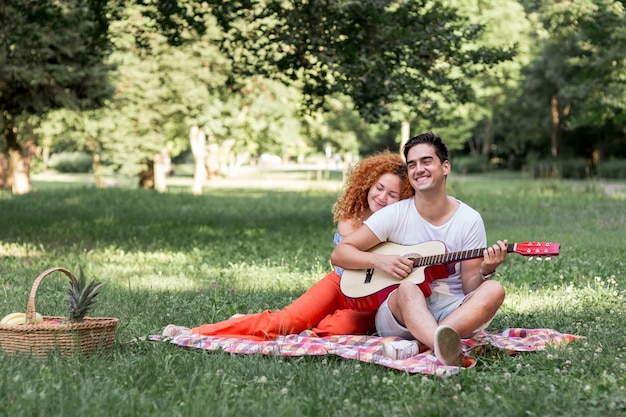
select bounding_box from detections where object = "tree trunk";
[482,120,493,164]
[139,160,155,189]
[470,126,480,157]
[42,146,50,171]
[153,149,170,193]
[2,112,32,194]
[0,152,10,190]
[592,132,604,174]
[189,126,207,195]
[550,95,559,157]
[92,153,105,188]
[87,136,104,188]
[400,120,410,154]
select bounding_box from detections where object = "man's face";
[406,144,450,191]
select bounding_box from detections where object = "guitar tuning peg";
[527,257,534,261]
[545,257,552,261]
[536,257,543,261]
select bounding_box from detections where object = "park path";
[32,166,624,195]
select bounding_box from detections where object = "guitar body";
[340,241,450,312]
[340,240,560,312]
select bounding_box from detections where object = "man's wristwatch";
[479,270,496,280]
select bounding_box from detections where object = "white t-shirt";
[364,197,486,296]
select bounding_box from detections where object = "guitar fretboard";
[412,244,516,267]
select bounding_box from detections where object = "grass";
[0,169,625,417]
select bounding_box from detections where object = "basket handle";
[25,267,76,325]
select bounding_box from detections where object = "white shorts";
[375,290,485,338]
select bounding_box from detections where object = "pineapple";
[66,267,105,322]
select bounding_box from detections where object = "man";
[330,132,507,365]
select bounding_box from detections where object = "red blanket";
[150,328,582,378]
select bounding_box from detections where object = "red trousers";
[192,270,376,340]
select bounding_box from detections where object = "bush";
[524,157,589,179]
[452,156,487,174]
[597,159,626,179]
[48,152,92,173]
[559,158,590,179]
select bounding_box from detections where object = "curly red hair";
[332,151,413,228]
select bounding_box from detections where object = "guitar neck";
[413,244,515,267]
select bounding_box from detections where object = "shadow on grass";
[0,187,338,255]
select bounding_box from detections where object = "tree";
[552,0,626,163]
[71,1,227,192]
[0,0,114,193]
[442,0,533,162]
[208,0,514,125]
[3,0,516,194]
[495,0,626,169]
[1,0,212,194]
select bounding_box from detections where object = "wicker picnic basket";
[0,267,119,357]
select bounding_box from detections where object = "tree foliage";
[0,0,112,116]
[492,0,626,167]
[0,0,114,192]
[3,0,626,194]
[209,0,515,122]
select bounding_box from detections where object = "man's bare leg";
[387,281,438,350]
[438,280,505,338]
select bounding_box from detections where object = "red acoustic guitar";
[340,241,560,312]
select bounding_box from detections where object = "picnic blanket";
[148,328,583,378]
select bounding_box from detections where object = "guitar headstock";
[514,242,560,257]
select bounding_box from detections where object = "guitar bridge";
[364,268,374,284]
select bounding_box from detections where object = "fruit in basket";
[0,312,44,325]
[67,267,105,322]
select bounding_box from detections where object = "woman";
[162,151,414,340]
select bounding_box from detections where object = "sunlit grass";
[0,172,625,417]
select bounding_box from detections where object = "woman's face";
[367,173,402,214]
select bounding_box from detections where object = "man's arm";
[461,240,508,294]
[331,225,414,279]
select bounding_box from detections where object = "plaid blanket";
[149,328,583,378]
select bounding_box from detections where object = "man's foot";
[434,325,462,366]
[162,324,192,337]
[382,339,419,360]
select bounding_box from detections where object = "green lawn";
[0,171,624,417]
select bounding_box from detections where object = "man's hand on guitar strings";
[374,254,414,280]
[481,239,509,275]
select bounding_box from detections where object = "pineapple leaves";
[66,267,105,322]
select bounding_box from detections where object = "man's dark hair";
[402,132,449,163]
